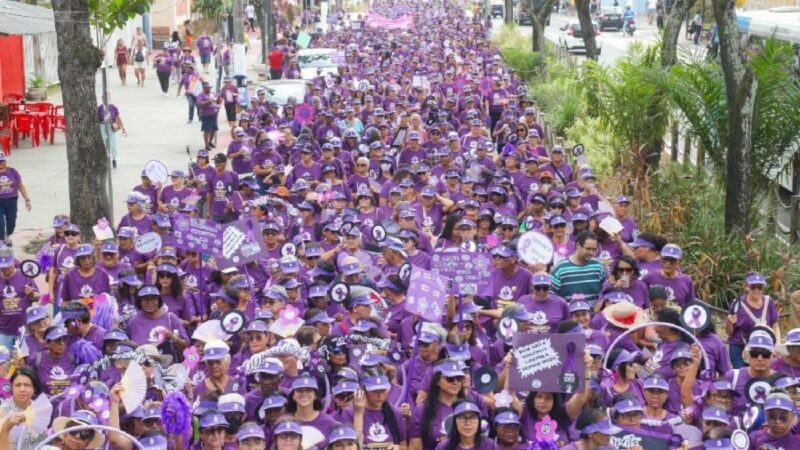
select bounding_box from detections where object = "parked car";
[259,80,309,106]
[491,4,504,18]
[516,9,549,26]
[595,6,624,30]
[296,48,341,80]
[557,20,602,54]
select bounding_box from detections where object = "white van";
[296,48,341,80]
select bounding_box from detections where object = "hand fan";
[301,426,326,450]
[120,360,147,413]
[191,319,229,343]
[22,394,52,433]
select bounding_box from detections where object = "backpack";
[135,48,145,62]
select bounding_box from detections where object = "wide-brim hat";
[602,302,647,329]
[53,411,106,448]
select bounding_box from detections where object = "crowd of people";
[2,0,799,449]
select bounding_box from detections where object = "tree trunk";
[505,0,514,24]
[52,0,111,237]
[574,0,599,60]
[670,121,679,161]
[712,0,757,234]
[253,0,267,63]
[267,0,276,45]
[532,0,558,53]
[661,0,696,68]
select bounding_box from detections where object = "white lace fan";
[301,426,326,450]
[22,394,52,433]
[120,360,147,413]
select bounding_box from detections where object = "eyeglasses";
[456,414,478,423]
[533,286,550,292]
[306,255,320,260]
[69,429,96,441]
[749,349,772,359]
[617,267,634,273]
[619,411,642,421]
[444,376,465,384]
[330,346,347,354]
[552,224,567,229]
[711,392,733,401]
[65,231,80,237]
[157,272,172,279]
[203,426,226,435]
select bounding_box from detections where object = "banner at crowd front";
[610,425,675,450]
[508,333,585,394]
[405,267,450,321]
[365,12,414,29]
[172,215,269,269]
[430,249,492,296]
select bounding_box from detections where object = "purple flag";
[215,218,269,269]
[430,249,493,296]
[405,267,450,321]
[172,214,223,258]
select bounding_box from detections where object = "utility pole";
[233,0,245,44]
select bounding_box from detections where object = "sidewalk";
[10,30,266,259]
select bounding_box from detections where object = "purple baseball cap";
[332,380,359,396]
[628,237,655,249]
[273,420,302,436]
[614,398,643,414]
[328,425,359,444]
[581,419,622,436]
[702,405,729,424]
[453,401,481,417]
[26,306,48,325]
[362,375,391,391]
[764,393,794,411]
[199,411,228,429]
[643,376,669,391]
[46,326,68,341]
[747,333,774,351]
[237,423,265,441]
[260,395,287,411]
[494,410,521,425]
[490,245,516,259]
[291,376,318,391]
[703,438,732,450]
[569,301,591,313]
[745,272,766,286]
[434,360,464,377]
[661,244,682,259]
[0,255,14,269]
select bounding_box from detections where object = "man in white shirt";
[245,4,256,32]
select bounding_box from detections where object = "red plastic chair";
[50,105,66,144]
[26,103,53,141]
[2,94,23,103]
[0,135,9,156]
[11,112,39,148]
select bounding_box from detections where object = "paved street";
[496,11,707,64]
[10,37,264,246]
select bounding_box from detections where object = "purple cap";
[237,423,265,441]
[702,405,729,423]
[549,215,567,227]
[661,244,682,259]
[156,263,178,274]
[490,245,516,258]
[118,227,136,238]
[260,395,287,411]
[306,312,335,325]
[341,262,362,276]
[253,359,283,375]
[53,215,69,227]
[494,410,521,425]
[764,393,794,411]
[202,341,230,361]
[332,380,359,395]
[611,350,637,370]
[586,344,604,356]
[421,186,436,197]
[434,360,463,377]
[199,411,228,429]
[531,274,551,286]
[614,398,643,414]
[581,419,622,436]
[615,195,631,204]
[0,255,14,269]
[291,376,318,391]
[26,306,48,324]
[75,244,94,257]
[418,331,441,344]
[103,329,129,342]
[274,420,302,436]
[628,237,655,249]
[218,394,246,413]
[246,321,269,333]
[708,379,737,393]
[453,401,481,417]
[46,326,68,341]
[100,241,119,253]
[643,376,669,391]
[569,301,591,313]
[362,375,391,391]
[669,347,692,363]
[603,291,633,304]
[328,426,359,444]
[745,273,766,286]
[747,333,774,351]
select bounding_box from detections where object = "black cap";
[649,285,668,301]
[213,153,227,163]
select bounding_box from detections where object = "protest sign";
[517,231,554,266]
[405,267,450,321]
[508,333,584,393]
[215,218,269,269]
[430,249,492,296]
[143,160,169,184]
[172,214,222,256]
[610,426,677,450]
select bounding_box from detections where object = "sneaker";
[208,142,216,148]
[187,120,193,124]
[112,159,117,169]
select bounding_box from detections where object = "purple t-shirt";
[726,295,779,346]
[117,214,153,237]
[641,271,695,308]
[208,170,239,217]
[435,441,500,450]
[517,294,569,333]
[601,280,650,309]
[126,311,189,346]
[748,428,800,449]
[520,407,571,447]
[0,168,22,199]
[195,91,220,117]
[196,36,213,56]
[491,267,532,308]
[35,351,74,396]
[339,405,408,446]
[60,268,112,301]
[159,186,191,211]
[0,271,37,334]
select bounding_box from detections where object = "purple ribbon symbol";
[753,386,768,402]
[688,308,703,328]
[334,287,345,299]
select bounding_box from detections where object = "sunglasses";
[671,359,691,368]
[65,231,80,237]
[617,267,634,273]
[533,286,550,292]
[749,284,764,290]
[444,376,465,384]
[69,429,96,441]
[749,349,772,359]
[306,255,320,260]
[330,346,347,354]
[157,272,173,278]
[499,226,515,232]
[203,426,226,434]
[552,224,567,229]
[335,393,354,401]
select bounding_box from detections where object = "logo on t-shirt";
[62,256,75,271]
[499,286,514,301]
[1,285,20,313]
[367,422,389,442]
[0,176,13,194]
[149,325,168,344]
[79,285,94,298]
[186,274,198,288]
[50,365,68,381]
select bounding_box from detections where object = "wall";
[22,32,58,87]
[92,15,145,68]
[0,35,24,99]
[151,0,194,43]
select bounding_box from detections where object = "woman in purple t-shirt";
[286,376,338,441]
[560,408,620,450]
[0,155,32,245]
[725,272,780,369]
[435,400,498,450]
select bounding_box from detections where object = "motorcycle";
[623,18,636,36]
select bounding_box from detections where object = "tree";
[711,0,757,234]
[660,0,697,69]
[531,0,558,53]
[574,0,599,61]
[52,0,150,235]
[252,0,276,64]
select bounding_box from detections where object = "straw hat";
[52,410,106,448]
[602,302,647,329]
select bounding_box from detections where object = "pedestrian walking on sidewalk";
[0,154,32,246]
